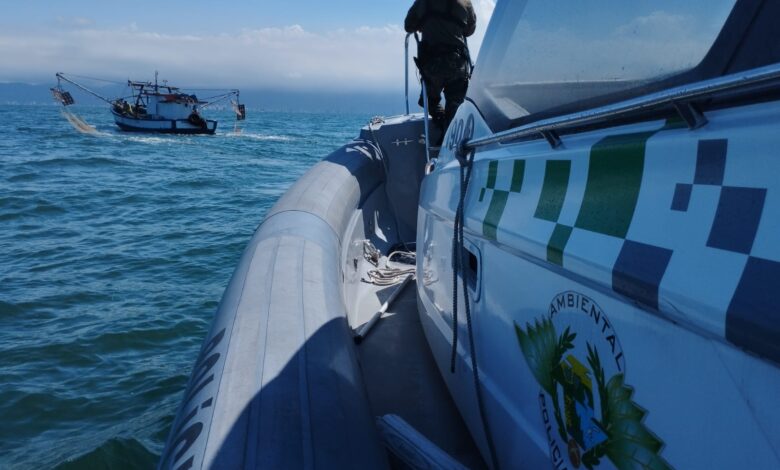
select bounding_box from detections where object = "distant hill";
[0,82,68,106]
[0,82,411,115]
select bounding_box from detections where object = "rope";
[364,266,416,286]
[64,73,126,85]
[449,148,500,470]
[198,91,240,109]
[366,118,390,175]
[450,150,473,371]
[361,240,416,286]
[450,185,461,372]
[182,87,241,92]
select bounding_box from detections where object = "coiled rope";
[362,240,416,286]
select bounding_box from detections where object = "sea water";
[0,105,371,468]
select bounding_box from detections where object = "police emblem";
[515,291,671,469]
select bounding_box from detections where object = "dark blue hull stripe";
[115,121,217,135]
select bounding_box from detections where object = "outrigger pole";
[53,72,114,105]
[199,89,246,120]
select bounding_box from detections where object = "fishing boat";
[160,1,780,468]
[51,72,245,134]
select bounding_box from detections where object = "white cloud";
[615,11,687,38]
[0,2,496,92]
[470,0,496,58]
[0,22,408,91]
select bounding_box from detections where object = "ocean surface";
[0,105,371,469]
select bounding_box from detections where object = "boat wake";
[229,132,294,142]
[61,109,102,136]
[121,135,177,145]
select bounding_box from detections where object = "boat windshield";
[470,0,737,131]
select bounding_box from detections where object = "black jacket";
[404,0,476,52]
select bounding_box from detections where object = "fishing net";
[60,108,99,135]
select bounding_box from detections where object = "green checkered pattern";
[478,130,658,266]
[479,159,526,240]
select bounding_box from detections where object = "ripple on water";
[7,172,40,183]
[232,132,295,142]
[0,106,370,468]
[55,438,158,470]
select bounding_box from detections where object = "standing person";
[405,0,476,142]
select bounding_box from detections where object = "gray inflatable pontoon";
[158,115,484,469]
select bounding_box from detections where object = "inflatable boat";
[160,1,780,468]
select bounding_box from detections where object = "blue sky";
[0,1,496,91]
[5,1,405,34]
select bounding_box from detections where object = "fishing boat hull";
[112,111,217,134]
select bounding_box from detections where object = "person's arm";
[464,1,477,37]
[405,0,426,33]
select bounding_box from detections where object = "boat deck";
[350,253,486,469]
[158,115,484,469]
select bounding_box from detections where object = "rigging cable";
[199,91,240,109]
[62,73,127,85]
[55,73,113,105]
[182,87,241,92]
[450,146,500,470]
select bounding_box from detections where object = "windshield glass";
[470,0,736,131]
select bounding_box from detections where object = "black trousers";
[418,51,470,141]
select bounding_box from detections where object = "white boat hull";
[112,111,217,134]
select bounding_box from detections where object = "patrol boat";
[160,1,780,468]
[52,72,245,134]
